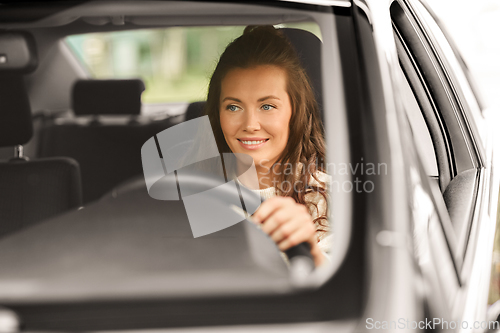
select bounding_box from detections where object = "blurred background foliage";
[66,23,321,104]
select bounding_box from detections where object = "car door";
[391,0,498,329]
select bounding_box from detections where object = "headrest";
[72,79,145,116]
[0,31,38,74]
[280,28,323,123]
[0,75,33,147]
[185,101,206,121]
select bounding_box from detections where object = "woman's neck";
[234,158,287,190]
[255,163,278,189]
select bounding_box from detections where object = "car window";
[410,0,485,145]
[392,20,452,191]
[66,23,322,105]
[397,65,439,177]
[392,1,477,176]
[393,26,461,282]
[392,0,482,274]
[405,0,483,264]
[66,27,244,104]
[0,1,357,314]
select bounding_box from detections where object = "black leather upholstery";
[38,120,171,203]
[72,79,145,116]
[0,31,38,74]
[0,75,33,146]
[0,31,83,236]
[281,28,324,123]
[185,101,206,121]
[39,74,170,204]
[0,158,82,237]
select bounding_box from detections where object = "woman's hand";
[252,196,325,267]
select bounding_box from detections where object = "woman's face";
[219,65,292,171]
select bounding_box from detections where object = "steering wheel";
[108,170,315,274]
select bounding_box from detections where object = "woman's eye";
[262,104,275,111]
[227,105,240,112]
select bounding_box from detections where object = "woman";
[205,25,330,267]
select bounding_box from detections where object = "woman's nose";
[243,109,261,132]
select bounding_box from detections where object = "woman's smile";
[237,137,269,150]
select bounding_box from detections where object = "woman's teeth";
[241,140,266,145]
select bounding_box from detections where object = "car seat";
[0,31,82,237]
[38,79,172,203]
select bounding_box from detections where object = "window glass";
[66,27,244,104]
[66,23,321,104]
[398,66,439,177]
[0,0,367,325]
[5,15,345,296]
[411,1,485,138]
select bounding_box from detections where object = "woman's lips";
[237,138,269,150]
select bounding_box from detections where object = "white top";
[242,171,333,264]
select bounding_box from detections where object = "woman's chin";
[228,147,273,169]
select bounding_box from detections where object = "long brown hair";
[205,25,328,233]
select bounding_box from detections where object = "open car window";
[0,2,355,323]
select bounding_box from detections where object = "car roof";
[0,0,350,31]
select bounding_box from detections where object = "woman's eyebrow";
[257,95,280,102]
[221,97,241,103]
[221,96,280,103]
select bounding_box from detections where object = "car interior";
[0,1,355,306]
[0,31,83,235]
[0,1,495,331]
[0,24,324,233]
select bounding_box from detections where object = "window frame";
[391,0,482,274]
[408,0,485,167]
[394,31,449,185]
[397,62,440,178]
